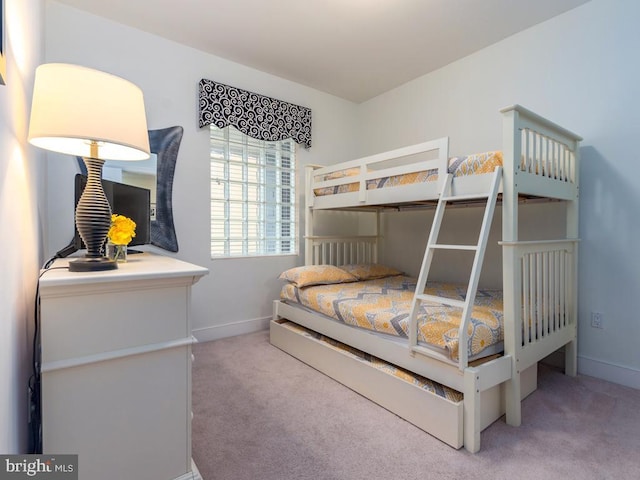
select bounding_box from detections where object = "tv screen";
[74,174,151,250]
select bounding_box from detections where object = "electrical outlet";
[591,311,604,329]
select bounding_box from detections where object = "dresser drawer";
[41,284,189,363]
[42,344,191,480]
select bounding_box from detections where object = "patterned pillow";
[279,265,357,288]
[340,263,403,281]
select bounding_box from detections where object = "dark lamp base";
[69,257,118,272]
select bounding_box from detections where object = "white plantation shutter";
[210,125,297,257]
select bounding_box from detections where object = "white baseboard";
[193,316,270,343]
[542,350,639,390]
[578,355,640,390]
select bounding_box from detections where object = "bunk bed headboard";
[500,104,582,243]
[500,104,582,198]
[305,235,378,266]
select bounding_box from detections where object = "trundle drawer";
[270,319,464,449]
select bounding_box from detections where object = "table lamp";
[28,63,150,272]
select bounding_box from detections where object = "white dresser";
[39,253,208,480]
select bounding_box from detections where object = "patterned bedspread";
[314,151,503,196]
[280,275,504,361]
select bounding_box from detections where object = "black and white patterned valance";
[199,79,312,149]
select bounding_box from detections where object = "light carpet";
[192,330,640,480]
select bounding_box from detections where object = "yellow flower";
[108,214,136,245]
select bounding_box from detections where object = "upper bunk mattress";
[314,151,503,197]
[280,275,503,361]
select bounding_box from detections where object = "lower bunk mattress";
[280,275,504,362]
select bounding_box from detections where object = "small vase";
[107,242,128,263]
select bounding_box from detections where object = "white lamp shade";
[28,63,150,161]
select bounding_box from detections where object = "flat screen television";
[74,173,151,250]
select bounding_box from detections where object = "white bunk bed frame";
[270,105,581,452]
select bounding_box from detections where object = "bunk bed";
[270,105,581,453]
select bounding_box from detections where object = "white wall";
[43,0,639,388]
[357,0,640,388]
[44,1,358,341]
[0,0,44,453]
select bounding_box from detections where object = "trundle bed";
[270,105,581,452]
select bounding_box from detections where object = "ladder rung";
[429,244,478,251]
[416,294,466,309]
[441,193,490,202]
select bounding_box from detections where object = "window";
[210,125,297,257]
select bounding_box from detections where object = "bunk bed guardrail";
[306,137,449,209]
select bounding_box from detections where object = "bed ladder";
[408,166,502,371]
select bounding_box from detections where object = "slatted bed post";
[463,367,481,453]
[500,106,523,428]
[305,165,319,266]
[564,138,580,377]
[373,210,380,264]
[499,105,582,429]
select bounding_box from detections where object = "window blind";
[210,125,297,257]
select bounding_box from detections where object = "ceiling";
[54,0,590,103]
